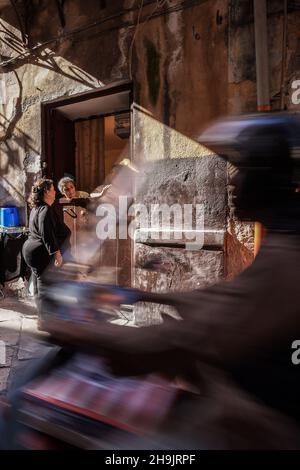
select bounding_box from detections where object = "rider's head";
[199,114,300,224]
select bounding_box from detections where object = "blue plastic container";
[0,207,19,227]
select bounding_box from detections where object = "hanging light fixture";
[114,113,130,139]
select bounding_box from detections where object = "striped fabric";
[20,353,179,438]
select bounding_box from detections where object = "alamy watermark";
[95,196,205,250]
[291,80,300,105]
[291,340,300,365]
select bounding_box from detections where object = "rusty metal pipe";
[253,0,271,112]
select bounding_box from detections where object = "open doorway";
[74,113,130,194]
[41,81,133,286]
[42,81,132,188]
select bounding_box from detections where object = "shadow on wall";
[0,18,105,210]
[0,101,38,210]
[0,15,107,86]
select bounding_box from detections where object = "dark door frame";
[41,80,133,180]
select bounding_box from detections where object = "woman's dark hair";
[28,178,53,208]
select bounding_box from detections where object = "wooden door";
[51,110,76,185]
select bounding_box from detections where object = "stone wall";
[0,0,300,303]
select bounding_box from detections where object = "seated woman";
[58,177,89,200]
[22,178,71,328]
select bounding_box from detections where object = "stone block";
[133,243,223,326]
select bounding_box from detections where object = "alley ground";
[0,296,52,397]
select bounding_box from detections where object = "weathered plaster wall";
[128,0,234,306]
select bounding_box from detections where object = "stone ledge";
[134,229,225,249]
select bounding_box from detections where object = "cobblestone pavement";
[0,296,52,397]
[0,294,136,399]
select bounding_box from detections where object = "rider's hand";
[54,250,63,268]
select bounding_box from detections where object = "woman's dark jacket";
[22,203,70,276]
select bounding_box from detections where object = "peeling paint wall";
[0,0,300,303]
